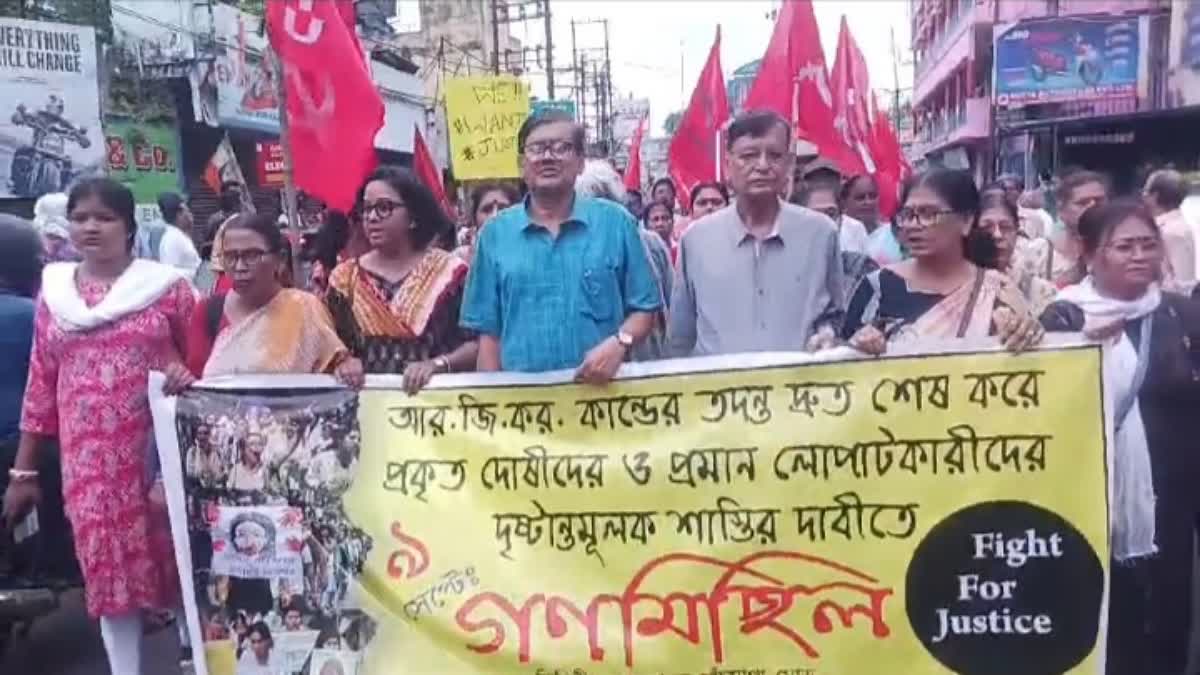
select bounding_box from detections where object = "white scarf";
[41,259,183,332]
[1057,278,1160,561]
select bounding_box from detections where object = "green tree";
[2,0,113,41]
[663,111,683,136]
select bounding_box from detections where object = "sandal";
[142,609,176,635]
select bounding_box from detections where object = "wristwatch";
[433,356,450,373]
[615,330,634,349]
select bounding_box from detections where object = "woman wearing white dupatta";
[1041,199,1200,675]
[1,179,196,674]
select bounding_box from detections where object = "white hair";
[575,160,627,204]
[32,191,70,240]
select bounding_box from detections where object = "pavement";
[0,589,183,675]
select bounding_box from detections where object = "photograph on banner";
[994,15,1141,108]
[168,389,374,675]
[445,75,529,180]
[153,346,1111,675]
[210,505,305,582]
[0,17,104,198]
[309,648,361,675]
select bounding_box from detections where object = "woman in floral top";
[2,178,195,673]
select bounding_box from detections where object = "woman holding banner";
[168,213,364,387]
[2,178,196,674]
[841,169,1044,352]
[1041,199,1200,675]
[326,166,478,393]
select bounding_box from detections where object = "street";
[1,590,181,675]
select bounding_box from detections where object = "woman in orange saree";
[325,167,477,393]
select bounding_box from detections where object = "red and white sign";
[256,140,285,187]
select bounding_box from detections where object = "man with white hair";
[576,159,671,361]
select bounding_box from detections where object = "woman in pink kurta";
[3,178,195,674]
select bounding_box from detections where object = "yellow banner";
[342,347,1109,674]
[445,76,529,180]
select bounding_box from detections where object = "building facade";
[909,0,1189,192]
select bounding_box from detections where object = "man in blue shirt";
[460,111,661,380]
[0,215,40,445]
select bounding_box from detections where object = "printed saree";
[325,249,470,374]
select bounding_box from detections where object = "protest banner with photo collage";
[152,345,1111,675]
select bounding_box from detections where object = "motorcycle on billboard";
[994,15,1141,108]
[8,96,92,197]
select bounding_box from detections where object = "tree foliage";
[1,0,113,41]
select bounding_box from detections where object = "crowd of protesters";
[2,106,1200,673]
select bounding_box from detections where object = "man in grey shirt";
[669,109,844,357]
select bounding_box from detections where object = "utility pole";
[568,18,613,149]
[543,0,554,98]
[601,18,611,151]
[576,18,585,115]
[490,0,501,74]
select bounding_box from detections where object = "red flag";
[667,27,730,205]
[266,0,383,212]
[830,18,879,173]
[623,115,647,193]
[871,96,911,218]
[413,123,451,215]
[743,0,863,175]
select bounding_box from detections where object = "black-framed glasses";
[221,248,270,267]
[897,207,956,227]
[359,199,405,221]
[523,140,577,159]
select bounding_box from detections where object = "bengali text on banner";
[151,345,1110,675]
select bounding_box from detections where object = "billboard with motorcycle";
[994,16,1142,108]
[0,18,104,199]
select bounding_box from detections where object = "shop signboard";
[531,99,577,119]
[255,140,285,187]
[104,118,180,221]
[1167,0,1200,108]
[210,3,279,133]
[994,16,1140,108]
[0,18,105,199]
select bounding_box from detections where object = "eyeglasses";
[523,140,577,159]
[1106,237,1160,256]
[897,207,957,227]
[359,199,405,221]
[220,248,270,267]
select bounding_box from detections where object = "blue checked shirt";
[460,194,662,372]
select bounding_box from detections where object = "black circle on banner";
[905,501,1103,675]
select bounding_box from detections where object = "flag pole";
[271,50,304,286]
[714,129,722,183]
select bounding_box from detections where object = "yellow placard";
[340,347,1109,674]
[445,76,530,180]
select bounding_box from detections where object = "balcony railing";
[914,0,978,76]
[913,96,991,155]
